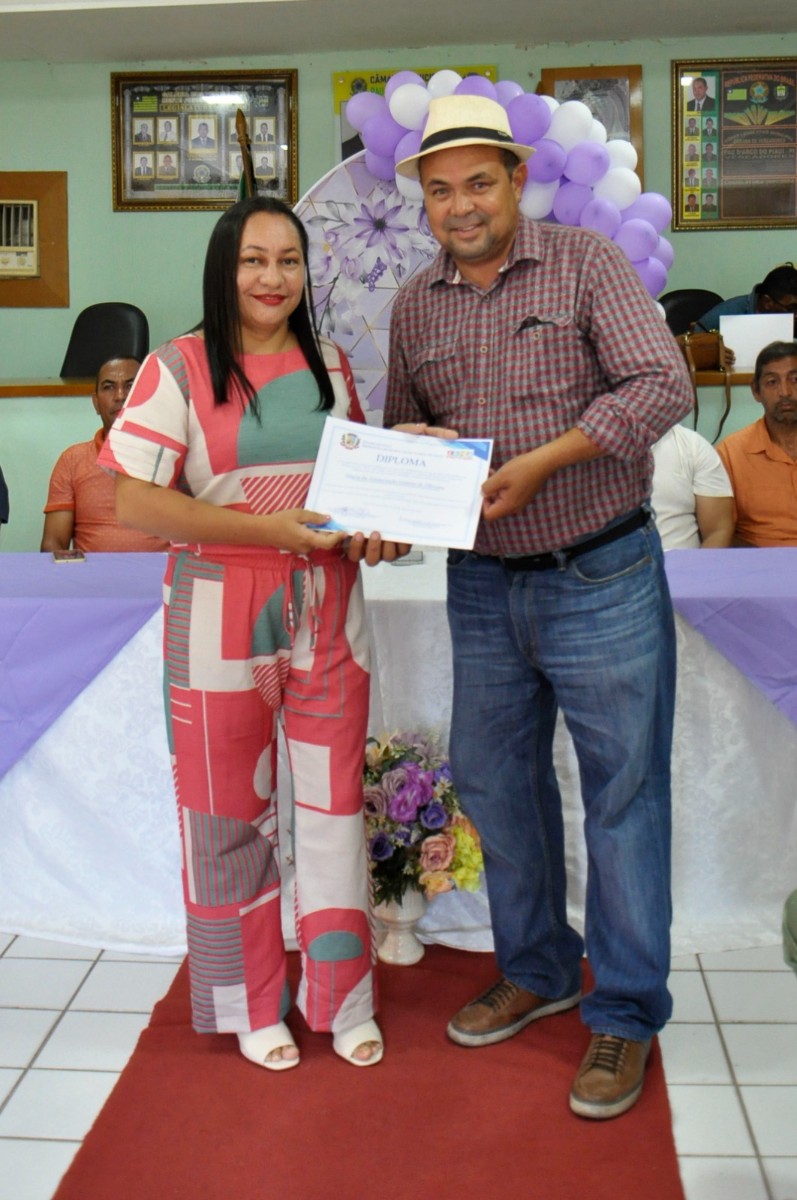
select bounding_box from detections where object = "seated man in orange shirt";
[716,340,797,546]
[41,357,168,554]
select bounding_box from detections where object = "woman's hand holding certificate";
[307,418,493,550]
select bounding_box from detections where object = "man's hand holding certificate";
[307,418,493,550]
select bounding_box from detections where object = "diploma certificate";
[307,418,493,549]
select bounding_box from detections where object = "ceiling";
[1,0,796,63]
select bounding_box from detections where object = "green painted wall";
[0,32,791,550]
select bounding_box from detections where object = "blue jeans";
[447,519,674,1039]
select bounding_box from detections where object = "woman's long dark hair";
[202,196,335,413]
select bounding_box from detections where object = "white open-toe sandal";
[237,1022,300,1071]
[333,1019,384,1067]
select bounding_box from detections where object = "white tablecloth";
[1,550,795,957]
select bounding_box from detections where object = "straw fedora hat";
[395,94,534,180]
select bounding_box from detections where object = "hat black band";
[419,124,515,153]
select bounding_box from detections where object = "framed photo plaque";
[672,58,797,231]
[111,70,298,212]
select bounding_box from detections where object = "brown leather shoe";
[447,976,581,1047]
[569,1034,652,1119]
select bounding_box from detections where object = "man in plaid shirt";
[385,95,693,1120]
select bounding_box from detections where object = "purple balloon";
[563,141,610,185]
[362,110,406,157]
[507,93,552,145]
[527,138,567,183]
[345,91,386,134]
[365,149,399,181]
[384,71,425,102]
[394,129,423,165]
[579,197,622,239]
[613,218,659,262]
[495,80,525,107]
[455,75,498,100]
[552,181,593,226]
[634,255,668,298]
[652,235,675,269]
[621,191,673,233]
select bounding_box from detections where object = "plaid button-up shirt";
[385,215,693,556]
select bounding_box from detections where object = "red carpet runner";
[54,946,684,1200]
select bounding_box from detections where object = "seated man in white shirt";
[651,424,734,548]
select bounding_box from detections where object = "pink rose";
[419,832,456,874]
[380,766,410,798]
[363,785,388,817]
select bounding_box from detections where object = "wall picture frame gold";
[111,70,298,212]
[672,57,797,231]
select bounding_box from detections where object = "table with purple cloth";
[0,547,795,958]
[665,547,797,727]
[0,552,165,779]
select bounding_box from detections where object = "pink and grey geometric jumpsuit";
[99,333,377,1037]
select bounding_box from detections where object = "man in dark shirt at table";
[41,357,167,554]
[695,263,797,334]
[385,94,692,1121]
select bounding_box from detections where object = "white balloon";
[586,119,608,144]
[520,179,559,220]
[547,100,594,151]
[605,138,638,171]
[426,69,462,98]
[591,166,642,210]
[388,83,431,131]
[654,301,667,321]
[538,93,559,113]
[394,171,424,202]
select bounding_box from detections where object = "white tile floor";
[0,933,795,1200]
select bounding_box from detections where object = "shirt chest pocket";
[510,312,590,403]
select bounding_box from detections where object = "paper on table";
[306,417,493,549]
[719,314,794,372]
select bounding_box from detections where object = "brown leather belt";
[499,508,650,571]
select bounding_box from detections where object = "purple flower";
[402,732,439,762]
[381,766,410,799]
[350,198,410,264]
[387,765,434,823]
[420,802,448,831]
[406,763,435,803]
[387,788,422,823]
[369,832,394,862]
[434,763,453,784]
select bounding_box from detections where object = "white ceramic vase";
[375,888,427,965]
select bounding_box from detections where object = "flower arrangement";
[363,731,484,907]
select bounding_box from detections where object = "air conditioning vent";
[0,200,39,278]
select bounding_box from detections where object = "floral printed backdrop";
[296,152,435,425]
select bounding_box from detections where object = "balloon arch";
[295,70,673,423]
[346,70,674,295]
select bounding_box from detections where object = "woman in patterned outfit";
[99,197,396,1070]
